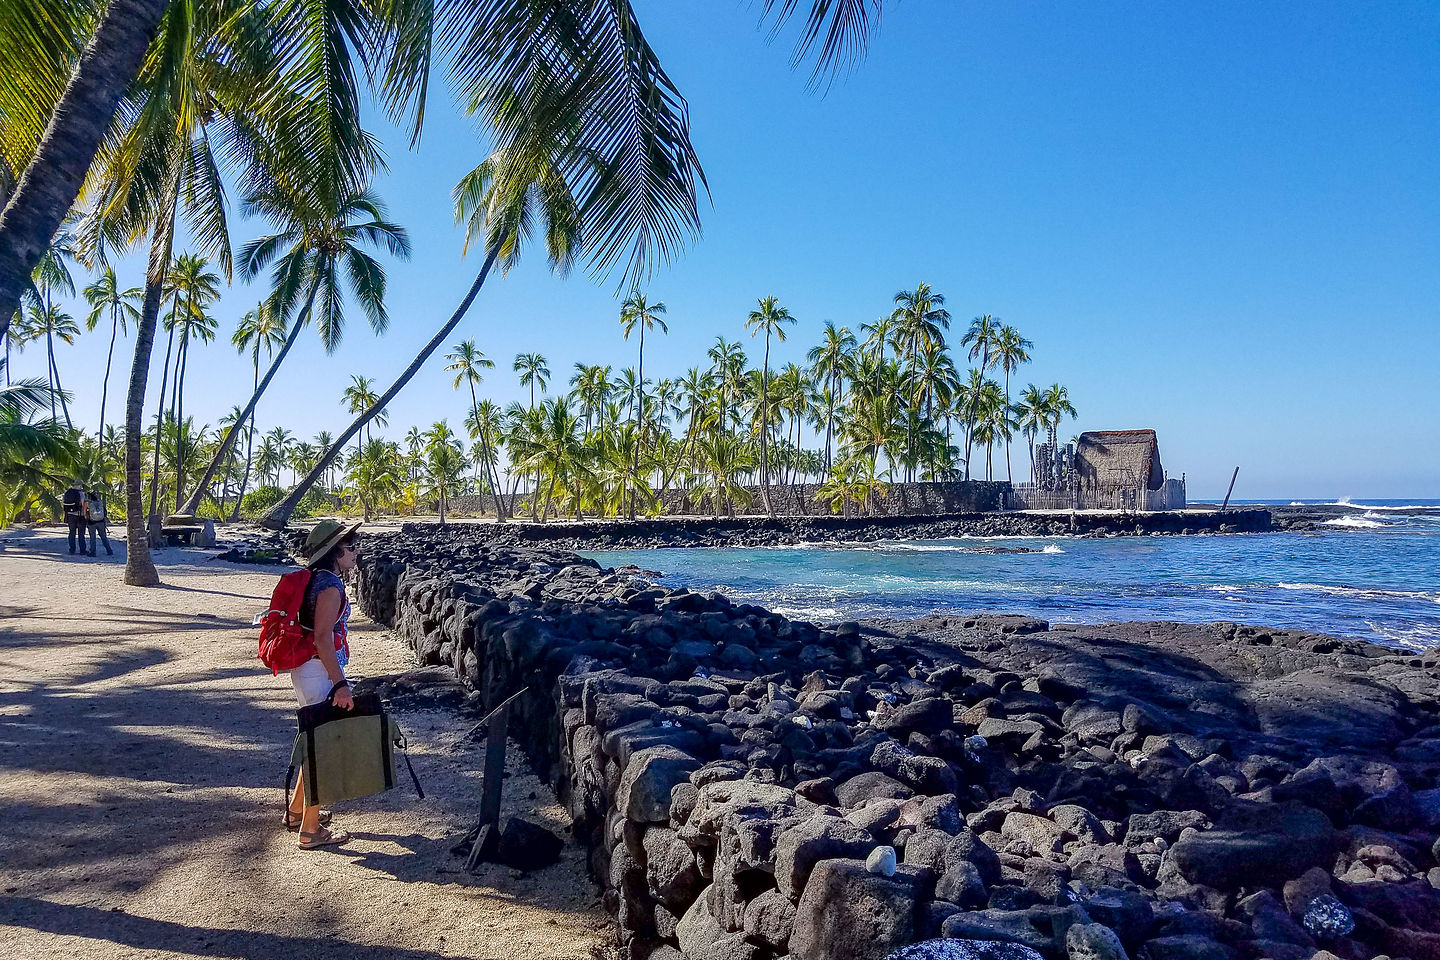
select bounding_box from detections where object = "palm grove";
[6,259,1079,523]
[0,0,1073,582]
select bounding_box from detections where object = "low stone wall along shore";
[352,532,1440,960]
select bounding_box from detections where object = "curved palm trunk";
[258,248,499,529]
[123,205,177,587]
[181,275,322,516]
[0,0,169,330]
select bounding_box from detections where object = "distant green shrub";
[293,489,331,519]
[240,485,285,517]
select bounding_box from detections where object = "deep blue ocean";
[588,500,1440,652]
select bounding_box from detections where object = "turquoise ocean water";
[588,500,1440,652]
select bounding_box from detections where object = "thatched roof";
[1075,430,1164,490]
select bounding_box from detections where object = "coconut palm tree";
[0,362,77,510]
[514,352,550,411]
[164,253,220,506]
[619,292,666,518]
[422,421,465,523]
[1042,383,1078,450]
[227,303,285,518]
[992,324,1033,482]
[179,187,411,516]
[346,437,402,520]
[83,266,141,444]
[1015,383,1048,485]
[445,340,506,521]
[25,302,79,425]
[342,376,384,456]
[0,0,880,334]
[806,321,855,471]
[257,0,726,530]
[744,296,795,516]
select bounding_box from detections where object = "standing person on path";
[286,519,362,849]
[84,488,113,556]
[62,481,86,555]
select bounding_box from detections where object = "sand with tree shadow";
[0,526,607,960]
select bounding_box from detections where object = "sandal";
[298,827,350,850]
[283,809,333,831]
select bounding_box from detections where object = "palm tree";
[256,4,718,529]
[514,353,550,411]
[1015,384,1048,485]
[959,315,1000,478]
[890,283,950,479]
[228,303,285,518]
[422,422,466,524]
[1042,383,1078,451]
[0,0,173,329]
[0,0,876,333]
[342,376,386,454]
[619,292,667,518]
[744,296,795,516]
[807,321,855,471]
[346,437,402,521]
[164,253,220,507]
[262,426,294,486]
[179,187,411,516]
[83,266,141,443]
[0,363,79,523]
[27,229,77,426]
[445,340,505,521]
[25,302,79,425]
[992,324,1033,482]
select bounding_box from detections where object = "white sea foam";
[1274,582,1440,604]
[1042,544,1065,554]
[1323,516,1386,529]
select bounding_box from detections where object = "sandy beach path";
[0,527,607,960]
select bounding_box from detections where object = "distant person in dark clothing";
[62,481,86,555]
[85,489,113,556]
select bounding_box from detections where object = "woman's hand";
[333,686,354,710]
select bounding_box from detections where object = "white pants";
[290,657,340,707]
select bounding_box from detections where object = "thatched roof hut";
[1075,430,1165,490]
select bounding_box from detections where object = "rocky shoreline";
[351,529,1440,960]
[393,508,1272,552]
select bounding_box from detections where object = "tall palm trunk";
[1003,371,1012,484]
[259,248,500,529]
[229,364,259,521]
[629,326,644,520]
[758,333,774,516]
[173,308,192,509]
[97,306,120,441]
[466,380,506,522]
[124,191,178,587]
[0,0,169,330]
[148,308,178,518]
[181,275,323,516]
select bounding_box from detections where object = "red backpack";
[257,569,317,675]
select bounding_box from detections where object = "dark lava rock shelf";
[352,529,1440,960]
[396,508,1272,552]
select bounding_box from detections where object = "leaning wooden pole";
[1220,466,1240,511]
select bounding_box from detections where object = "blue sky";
[23,1,1440,499]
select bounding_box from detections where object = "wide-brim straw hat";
[303,519,363,568]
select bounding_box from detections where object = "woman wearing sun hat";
[287,518,362,849]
